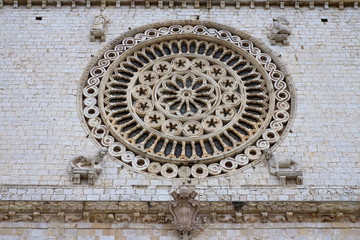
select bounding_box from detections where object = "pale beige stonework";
[0,1,359,239]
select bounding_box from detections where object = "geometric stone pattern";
[81,22,295,179]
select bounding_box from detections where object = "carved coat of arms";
[169,186,200,238]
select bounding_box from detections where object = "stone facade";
[0,1,359,239]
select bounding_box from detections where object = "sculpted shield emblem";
[169,186,200,236]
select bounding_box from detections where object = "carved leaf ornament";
[80,21,295,179]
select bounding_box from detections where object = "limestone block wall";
[0,4,359,201]
[1,2,360,239]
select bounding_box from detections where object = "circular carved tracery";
[80,22,295,179]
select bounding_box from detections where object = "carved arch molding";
[79,21,295,179]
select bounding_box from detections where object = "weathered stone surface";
[0,4,360,239]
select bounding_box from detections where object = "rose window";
[80,22,295,179]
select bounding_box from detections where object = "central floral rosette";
[157,73,216,117]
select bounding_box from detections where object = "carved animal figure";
[0,214,9,221]
[264,150,299,175]
[268,215,287,222]
[90,14,109,42]
[217,214,235,223]
[92,15,109,31]
[268,17,291,46]
[322,215,335,222]
[115,214,132,222]
[14,214,32,222]
[65,214,83,223]
[244,215,258,223]
[70,147,107,173]
[142,214,158,223]
[271,17,291,35]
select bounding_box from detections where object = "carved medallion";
[79,21,295,178]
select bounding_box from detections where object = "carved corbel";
[261,212,268,223]
[69,147,107,185]
[235,212,243,223]
[336,212,344,221]
[33,212,41,222]
[157,213,165,223]
[169,186,200,240]
[286,211,294,222]
[83,212,90,222]
[107,214,115,223]
[133,212,140,222]
[210,212,217,223]
[264,150,303,185]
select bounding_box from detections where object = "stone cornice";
[0,200,359,223]
[0,0,358,10]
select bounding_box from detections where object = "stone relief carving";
[0,201,359,224]
[119,202,148,212]
[244,215,259,223]
[115,213,132,222]
[268,17,291,45]
[217,214,235,223]
[80,21,295,179]
[264,150,303,185]
[169,186,200,240]
[64,214,83,223]
[0,213,9,221]
[90,13,109,42]
[85,201,118,211]
[142,214,158,223]
[69,147,107,185]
